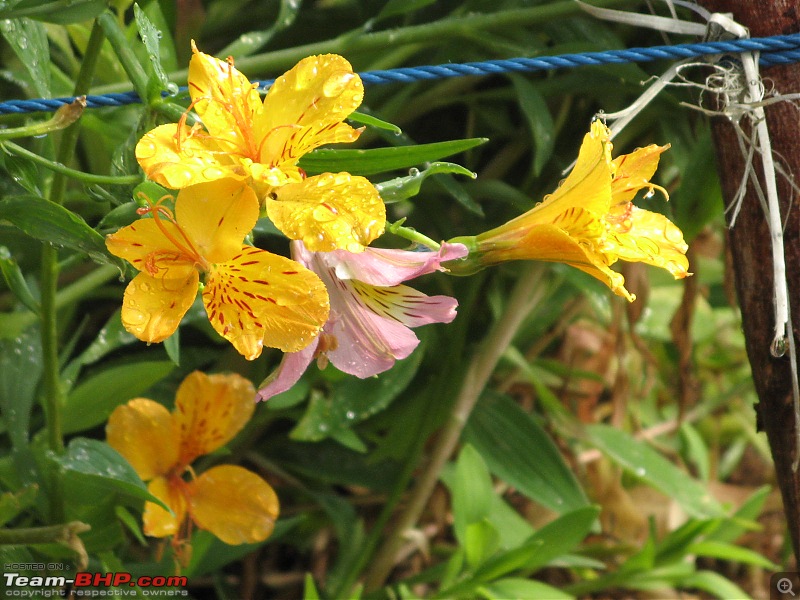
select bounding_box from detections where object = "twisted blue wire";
[2,32,799,115]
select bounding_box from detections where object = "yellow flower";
[106,179,329,359]
[135,43,385,253]
[106,371,279,549]
[451,120,689,300]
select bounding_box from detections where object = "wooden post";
[698,0,800,562]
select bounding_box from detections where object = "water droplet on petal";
[322,72,355,98]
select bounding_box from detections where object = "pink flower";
[257,241,467,401]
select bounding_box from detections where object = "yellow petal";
[203,248,330,358]
[135,123,249,189]
[106,398,180,481]
[510,120,613,227]
[121,270,199,343]
[106,216,195,274]
[173,371,256,464]
[268,173,385,252]
[611,143,670,208]
[144,476,187,538]
[255,54,363,166]
[606,206,690,279]
[187,45,263,155]
[188,465,279,545]
[175,180,260,264]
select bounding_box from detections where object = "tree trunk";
[698,0,800,562]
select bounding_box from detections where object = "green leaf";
[0,484,38,527]
[679,570,751,600]
[585,424,723,518]
[56,438,165,507]
[687,540,777,569]
[450,444,495,547]
[134,3,175,101]
[291,347,423,442]
[376,0,439,21]
[303,574,321,600]
[0,326,41,449]
[348,111,402,135]
[509,74,554,176]
[464,520,501,568]
[0,195,121,267]
[377,162,476,203]
[298,138,488,176]
[706,485,769,544]
[0,247,39,314]
[679,422,710,482]
[62,360,175,434]
[479,577,574,600]
[163,330,180,366]
[464,392,589,513]
[0,149,43,195]
[1,0,107,24]
[0,16,50,96]
[217,0,302,58]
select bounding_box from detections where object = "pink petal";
[322,242,469,286]
[256,337,318,401]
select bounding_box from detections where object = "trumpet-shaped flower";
[257,241,468,401]
[106,371,279,549]
[449,120,689,300]
[106,179,329,360]
[135,43,385,253]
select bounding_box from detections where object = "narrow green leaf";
[0,195,121,267]
[2,0,107,24]
[218,0,302,58]
[0,326,42,450]
[303,574,321,600]
[0,16,50,96]
[56,438,165,507]
[585,424,724,518]
[0,150,43,195]
[348,111,402,134]
[687,540,778,569]
[298,138,488,176]
[679,422,710,482]
[163,330,180,366]
[134,3,175,101]
[377,162,476,203]
[464,392,589,513]
[509,74,554,176]
[376,0,439,21]
[679,570,751,600]
[479,577,574,600]
[450,444,495,547]
[706,485,770,544]
[0,247,39,314]
[62,360,175,434]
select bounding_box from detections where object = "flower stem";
[362,263,548,591]
[40,19,105,523]
[1,140,142,185]
[0,522,91,570]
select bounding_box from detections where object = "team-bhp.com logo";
[4,572,188,597]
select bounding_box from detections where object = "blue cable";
[2,32,799,116]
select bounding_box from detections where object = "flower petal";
[143,476,187,538]
[187,45,263,155]
[605,206,690,279]
[350,281,459,327]
[520,119,612,225]
[319,242,469,286]
[135,123,248,189]
[268,173,385,252]
[174,371,256,464]
[106,216,195,275]
[255,54,363,166]
[121,270,199,343]
[204,247,330,358]
[611,143,669,208]
[188,465,279,545]
[175,180,259,264]
[256,337,318,402]
[106,398,180,481]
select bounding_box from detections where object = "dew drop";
[322,72,355,98]
[408,167,420,177]
[771,335,788,358]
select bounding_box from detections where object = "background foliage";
[0,0,788,598]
